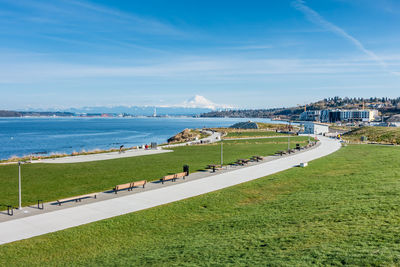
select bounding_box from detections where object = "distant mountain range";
[0,95,232,117]
[0,106,215,117]
[66,106,214,116]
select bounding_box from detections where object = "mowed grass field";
[0,137,310,207]
[343,126,400,144]
[1,145,400,265]
[225,131,290,138]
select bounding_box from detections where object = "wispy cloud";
[0,0,183,36]
[1,55,399,84]
[292,0,398,75]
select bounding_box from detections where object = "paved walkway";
[29,130,217,164]
[162,130,221,148]
[0,136,340,245]
[35,148,172,164]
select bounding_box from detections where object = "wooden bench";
[207,164,223,172]
[161,172,187,184]
[252,156,264,162]
[287,149,295,154]
[132,180,147,188]
[114,180,147,194]
[57,193,97,206]
[175,172,187,180]
[161,174,176,184]
[114,182,132,194]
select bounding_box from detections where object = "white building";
[387,115,400,127]
[303,122,329,135]
[299,110,321,121]
[300,109,378,122]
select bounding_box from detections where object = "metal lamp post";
[220,138,223,166]
[18,161,22,210]
[287,121,291,151]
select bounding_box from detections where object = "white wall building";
[300,109,378,122]
[299,110,321,121]
[303,122,330,135]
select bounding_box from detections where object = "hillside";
[201,96,400,120]
[0,110,22,117]
[343,126,400,144]
[2,145,400,265]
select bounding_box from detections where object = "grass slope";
[0,137,309,207]
[343,126,400,144]
[225,131,289,138]
[1,145,400,266]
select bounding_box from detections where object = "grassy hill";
[201,97,400,120]
[343,126,400,144]
[1,145,400,265]
[0,137,309,207]
[212,122,299,139]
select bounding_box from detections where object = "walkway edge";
[0,136,341,245]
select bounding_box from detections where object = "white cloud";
[181,95,232,110]
[2,56,400,84]
[292,0,394,73]
[1,0,182,36]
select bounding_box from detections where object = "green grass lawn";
[343,126,400,144]
[225,131,289,138]
[1,145,400,266]
[0,137,309,207]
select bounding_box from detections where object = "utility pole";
[220,138,223,166]
[18,161,22,210]
[288,121,291,151]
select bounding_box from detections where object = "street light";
[220,137,223,167]
[18,161,22,210]
[288,135,290,151]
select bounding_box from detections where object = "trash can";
[183,165,189,176]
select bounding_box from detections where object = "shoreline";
[0,118,292,163]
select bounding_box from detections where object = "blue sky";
[0,0,399,109]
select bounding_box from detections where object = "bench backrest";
[175,172,186,178]
[115,183,131,191]
[132,180,147,187]
[163,174,175,181]
[58,193,97,203]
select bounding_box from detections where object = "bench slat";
[115,183,131,191]
[161,174,176,184]
[163,174,175,180]
[132,180,147,188]
[57,193,97,205]
[175,172,187,178]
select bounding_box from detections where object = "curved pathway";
[36,148,172,164]
[0,136,340,245]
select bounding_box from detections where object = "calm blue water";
[0,117,287,160]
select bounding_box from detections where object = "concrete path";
[162,130,221,148]
[35,129,218,163]
[35,148,172,164]
[0,136,340,245]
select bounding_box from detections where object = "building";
[299,110,321,121]
[300,109,378,123]
[303,122,330,135]
[387,115,400,127]
[337,109,378,122]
